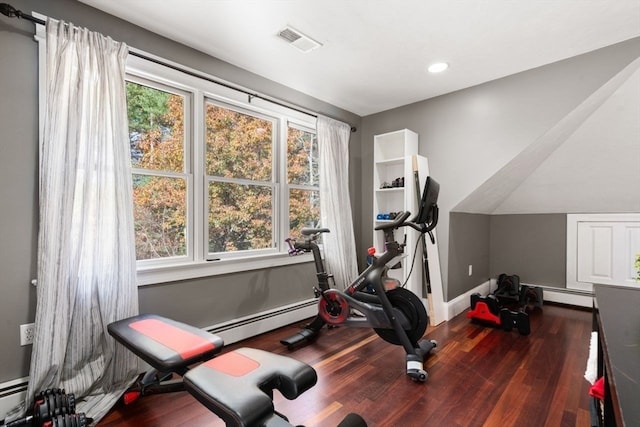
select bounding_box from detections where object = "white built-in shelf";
[376,157,404,166]
[375,188,404,193]
[373,129,419,288]
[371,129,447,326]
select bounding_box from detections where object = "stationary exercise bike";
[282,177,441,382]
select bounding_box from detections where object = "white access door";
[567,214,640,291]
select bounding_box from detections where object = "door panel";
[567,214,640,291]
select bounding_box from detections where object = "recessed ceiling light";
[428,62,449,73]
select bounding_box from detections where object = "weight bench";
[107,313,225,402]
[108,314,366,427]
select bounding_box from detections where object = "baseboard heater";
[529,284,593,308]
[205,298,317,345]
[0,377,29,422]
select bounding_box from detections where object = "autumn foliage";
[127,82,319,260]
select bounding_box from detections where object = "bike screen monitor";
[414,176,440,227]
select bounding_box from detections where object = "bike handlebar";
[288,204,438,256]
[374,208,438,235]
[404,205,438,234]
[372,207,439,245]
[374,211,411,232]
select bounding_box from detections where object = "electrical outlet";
[20,323,35,346]
[468,264,473,276]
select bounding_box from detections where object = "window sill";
[137,252,314,286]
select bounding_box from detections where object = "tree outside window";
[126,78,319,268]
[127,81,187,261]
[205,103,275,254]
[287,126,320,238]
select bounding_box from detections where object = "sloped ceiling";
[453,56,640,215]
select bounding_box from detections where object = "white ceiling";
[78,0,640,116]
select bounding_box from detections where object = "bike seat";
[301,227,330,236]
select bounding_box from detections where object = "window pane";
[289,188,320,238]
[208,182,273,253]
[132,174,187,260]
[127,82,184,172]
[205,103,272,181]
[287,127,318,185]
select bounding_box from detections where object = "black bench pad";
[184,348,317,427]
[107,313,224,373]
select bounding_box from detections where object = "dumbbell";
[46,413,88,427]
[6,389,76,427]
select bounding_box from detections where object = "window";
[287,125,320,237]
[127,79,190,262]
[125,56,317,284]
[205,102,276,256]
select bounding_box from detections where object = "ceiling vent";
[277,26,322,53]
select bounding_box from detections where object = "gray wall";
[448,213,568,299]
[489,214,567,288]
[447,213,490,300]
[138,263,318,327]
[360,37,640,300]
[0,0,361,384]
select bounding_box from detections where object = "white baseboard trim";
[443,281,594,323]
[528,285,593,308]
[205,298,318,345]
[0,376,28,422]
[445,280,493,321]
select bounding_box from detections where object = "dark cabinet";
[592,284,640,426]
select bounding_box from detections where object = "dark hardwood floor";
[98,303,593,427]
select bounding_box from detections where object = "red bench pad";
[108,313,224,372]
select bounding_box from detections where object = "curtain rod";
[0,2,357,132]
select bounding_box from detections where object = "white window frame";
[127,75,194,266]
[285,121,321,230]
[126,53,317,285]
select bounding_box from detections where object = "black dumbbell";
[49,413,88,427]
[6,389,76,427]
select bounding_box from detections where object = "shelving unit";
[372,129,446,325]
[373,130,418,280]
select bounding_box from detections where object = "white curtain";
[20,18,139,422]
[317,116,358,287]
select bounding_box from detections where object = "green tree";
[127,82,186,259]
[127,83,172,133]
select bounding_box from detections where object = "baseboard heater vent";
[0,378,28,422]
[531,284,593,296]
[0,380,27,398]
[527,284,593,308]
[205,299,317,345]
